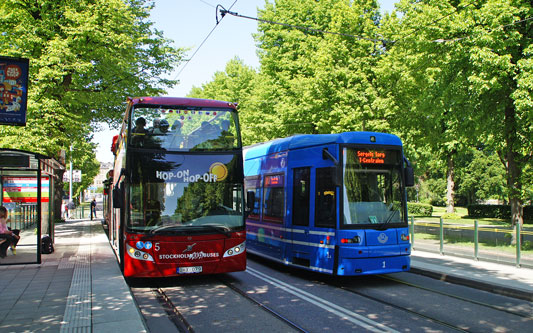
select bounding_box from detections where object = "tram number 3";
[382,261,386,268]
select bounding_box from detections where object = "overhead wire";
[431,15,533,43]
[217,6,385,42]
[197,0,216,9]
[172,0,239,81]
[216,2,532,45]
[398,0,479,41]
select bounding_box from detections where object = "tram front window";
[342,147,406,227]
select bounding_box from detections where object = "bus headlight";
[126,244,154,261]
[223,241,245,258]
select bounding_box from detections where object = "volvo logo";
[183,243,197,253]
[377,233,388,244]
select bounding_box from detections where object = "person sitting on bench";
[0,206,20,257]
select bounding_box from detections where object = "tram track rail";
[133,258,532,332]
[334,282,471,332]
[378,275,533,319]
[328,273,532,332]
[217,276,310,333]
[153,287,195,333]
[153,278,309,333]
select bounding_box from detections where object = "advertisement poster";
[0,56,29,126]
[2,177,49,203]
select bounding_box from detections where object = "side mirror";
[322,148,341,186]
[404,166,415,187]
[112,183,124,208]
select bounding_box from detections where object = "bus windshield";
[342,147,406,227]
[130,106,240,151]
[127,153,244,233]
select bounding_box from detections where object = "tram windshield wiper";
[375,208,398,231]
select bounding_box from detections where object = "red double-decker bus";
[108,97,246,277]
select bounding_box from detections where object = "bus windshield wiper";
[149,224,232,237]
[200,224,231,237]
[149,225,188,235]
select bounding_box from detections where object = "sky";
[94,0,399,163]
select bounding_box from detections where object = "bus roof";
[244,132,403,160]
[128,97,237,110]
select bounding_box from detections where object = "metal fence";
[7,204,37,232]
[66,206,88,219]
[410,217,533,268]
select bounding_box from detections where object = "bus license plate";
[178,266,202,274]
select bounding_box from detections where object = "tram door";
[289,167,314,268]
[312,166,337,273]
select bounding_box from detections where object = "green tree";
[187,58,260,145]
[0,0,183,181]
[456,148,507,205]
[378,0,532,229]
[252,0,385,140]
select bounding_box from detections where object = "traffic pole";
[439,217,444,255]
[516,222,521,268]
[474,220,479,261]
[69,144,73,203]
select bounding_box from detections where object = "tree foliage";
[179,0,533,225]
[187,58,260,145]
[456,148,507,205]
[379,0,532,225]
[0,0,183,188]
[250,0,386,139]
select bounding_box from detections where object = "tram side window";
[247,188,262,220]
[292,167,310,226]
[263,174,284,223]
[245,176,261,220]
[315,167,336,228]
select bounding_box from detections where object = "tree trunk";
[504,105,523,245]
[446,153,455,214]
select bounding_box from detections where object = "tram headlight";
[223,241,245,258]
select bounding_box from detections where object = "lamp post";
[69,144,73,203]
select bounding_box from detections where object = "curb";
[410,266,533,302]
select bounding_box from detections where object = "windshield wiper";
[375,210,397,231]
[201,224,231,237]
[149,224,232,237]
[149,225,187,235]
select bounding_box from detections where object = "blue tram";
[244,132,414,276]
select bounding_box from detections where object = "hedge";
[467,204,533,224]
[407,202,433,216]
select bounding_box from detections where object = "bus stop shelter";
[0,149,64,265]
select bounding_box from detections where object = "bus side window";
[315,167,336,228]
[292,167,310,226]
